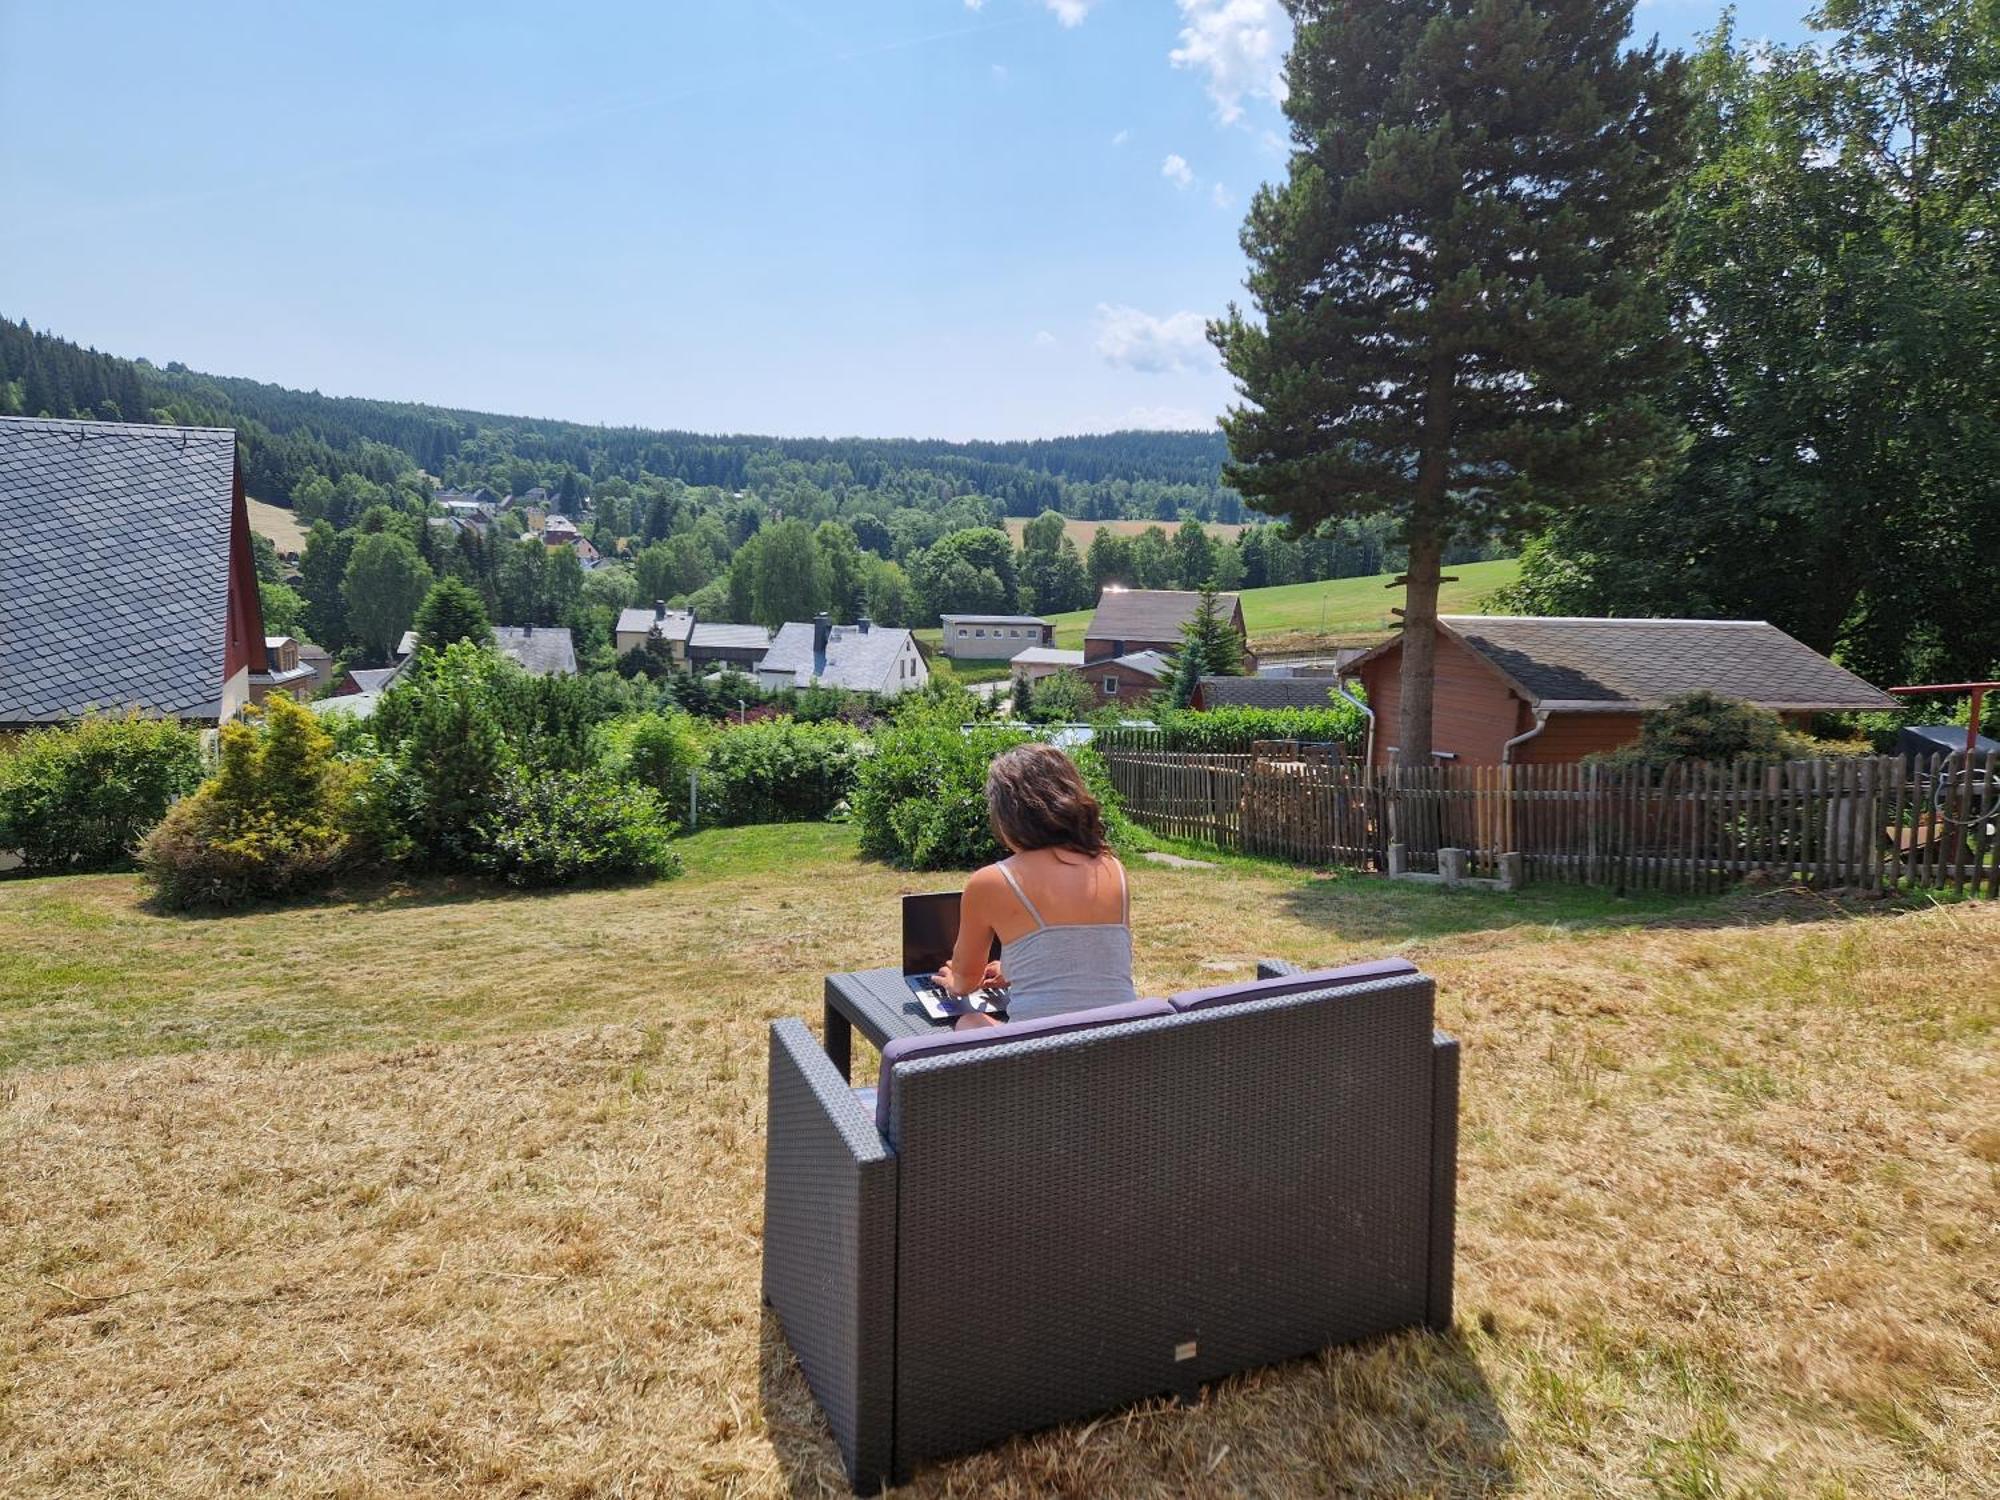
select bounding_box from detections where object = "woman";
[934,743,1136,1028]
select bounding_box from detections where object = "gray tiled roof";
[1436,616,1896,712]
[760,621,916,693]
[1197,675,1340,710]
[1085,589,1240,644]
[0,417,239,725]
[1107,650,1172,681]
[688,622,772,652]
[492,625,577,676]
[616,606,694,642]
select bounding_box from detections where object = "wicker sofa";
[762,958,1459,1494]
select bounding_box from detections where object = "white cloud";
[1044,0,1098,25]
[1126,404,1213,430]
[1034,329,1058,346]
[1094,303,1211,373]
[1170,0,1290,126]
[1111,128,1130,147]
[964,0,985,9]
[1210,182,1233,209]
[990,62,1009,83]
[1161,153,1194,188]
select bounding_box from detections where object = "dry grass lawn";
[2,825,1995,1498]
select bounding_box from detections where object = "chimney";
[857,615,871,634]
[813,611,832,653]
[654,599,667,619]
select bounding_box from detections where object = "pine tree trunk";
[1397,356,1454,766]
[1397,529,1442,765]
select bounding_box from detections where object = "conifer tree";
[1169,584,1246,707]
[410,576,494,652]
[1211,0,1685,761]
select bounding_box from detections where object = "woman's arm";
[938,865,1004,996]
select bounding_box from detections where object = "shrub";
[138,695,380,909]
[377,644,514,867]
[597,711,705,810]
[854,720,1148,871]
[470,769,682,888]
[1113,703,1366,754]
[701,718,863,825]
[1604,690,1810,766]
[1019,670,1092,724]
[0,714,206,873]
[854,720,1031,869]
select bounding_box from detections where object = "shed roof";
[1011,646,1086,667]
[0,417,242,725]
[1085,589,1239,643]
[1104,650,1172,681]
[1345,616,1895,713]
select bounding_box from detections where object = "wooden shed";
[1342,616,1896,767]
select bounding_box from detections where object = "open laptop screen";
[901,892,1001,977]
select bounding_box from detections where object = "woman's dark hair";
[986,743,1110,857]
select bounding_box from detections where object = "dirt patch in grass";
[1,832,1995,1496]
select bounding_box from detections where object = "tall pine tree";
[1211,0,1685,761]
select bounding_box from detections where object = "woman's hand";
[979,960,1007,991]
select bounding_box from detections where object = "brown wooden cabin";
[1342,616,1896,768]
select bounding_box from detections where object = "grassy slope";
[244,496,308,554]
[1,827,1994,1497]
[1041,556,1521,651]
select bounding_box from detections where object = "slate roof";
[0,417,242,725]
[492,625,577,676]
[1197,675,1340,710]
[1347,616,1895,712]
[760,621,916,693]
[1085,588,1240,643]
[1105,650,1171,681]
[688,622,772,653]
[616,606,695,643]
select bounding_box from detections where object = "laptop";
[901,891,1008,1023]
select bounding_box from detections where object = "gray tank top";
[995,857,1138,1020]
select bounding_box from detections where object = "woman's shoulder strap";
[996,858,1048,929]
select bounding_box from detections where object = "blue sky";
[1,0,1815,441]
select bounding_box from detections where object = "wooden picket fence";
[1102,745,2000,897]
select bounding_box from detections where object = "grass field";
[1040,556,1521,651]
[244,497,308,556]
[2,824,1994,1496]
[1002,517,1251,550]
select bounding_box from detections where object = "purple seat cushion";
[876,997,1172,1130]
[1168,957,1420,1012]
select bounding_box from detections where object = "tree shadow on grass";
[759,1308,1514,1497]
[1271,867,1947,950]
[136,869,654,922]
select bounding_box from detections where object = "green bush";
[470,769,682,888]
[597,710,705,810]
[1118,703,1366,754]
[1602,690,1810,766]
[0,714,206,873]
[138,695,382,909]
[701,718,864,825]
[854,720,1031,869]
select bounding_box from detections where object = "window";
[1103,676,1120,695]
[1008,627,1020,637]
[975,628,986,637]
[956,627,969,639]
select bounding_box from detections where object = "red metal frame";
[1887,682,1999,756]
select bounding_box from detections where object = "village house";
[757,613,927,697]
[1342,615,1897,767]
[252,636,321,704]
[939,613,1053,661]
[393,624,578,676]
[1083,588,1254,672]
[0,416,293,730]
[615,601,696,664]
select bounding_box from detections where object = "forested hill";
[0,317,1242,521]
